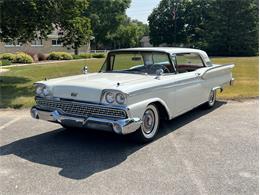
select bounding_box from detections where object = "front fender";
[127,98,171,119]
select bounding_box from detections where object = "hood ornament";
[71,92,78,97]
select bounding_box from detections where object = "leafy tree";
[56,0,92,54]
[86,0,131,49]
[148,0,258,56]
[206,0,258,56]
[148,0,190,46]
[110,18,148,48]
[0,0,92,54]
[0,0,55,42]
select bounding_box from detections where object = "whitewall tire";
[132,104,160,143]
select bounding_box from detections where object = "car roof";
[109,47,211,64]
[110,47,202,54]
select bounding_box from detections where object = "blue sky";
[126,0,161,24]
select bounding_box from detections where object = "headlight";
[43,87,51,96]
[103,90,127,105]
[105,92,115,103]
[36,86,43,96]
[35,84,52,97]
[115,93,126,104]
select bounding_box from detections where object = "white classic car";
[31,47,234,142]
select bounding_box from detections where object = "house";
[0,29,90,54]
[140,36,153,47]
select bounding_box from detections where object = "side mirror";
[82,65,88,74]
[155,69,164,79]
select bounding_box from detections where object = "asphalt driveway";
[0,100,258,195]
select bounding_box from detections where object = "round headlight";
[105,92,115,103]
[43,87,50,96]
[36,86,43,96]
[115,93,126,104]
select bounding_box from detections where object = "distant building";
[140,36,153,47]
[0,29,90,54]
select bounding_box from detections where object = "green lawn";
[211,57,259,99]
[0,57,258,108]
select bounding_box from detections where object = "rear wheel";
[204,90,216,108]
[132,104,160,143]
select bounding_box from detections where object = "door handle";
[195,73,201,77]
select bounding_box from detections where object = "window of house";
[52,39,62,46]
[175,53,205,73]
[31,39,43,46]
[4,41,21,47]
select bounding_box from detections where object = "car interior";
[174,53,205,73]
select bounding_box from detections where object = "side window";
[176,53,204,73]
[152,53,174,73]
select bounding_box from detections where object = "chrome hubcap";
[142,109,155,134]
[209,91,215,104]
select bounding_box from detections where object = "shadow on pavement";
[0,101,226,180]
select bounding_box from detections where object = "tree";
[148,0,190,46]
[110,18,148,48]
[148,0,258,56]
[0,0,55,42]
[206,0,258,56]
[56,0,92,54]
[86,0,131,49]
[0,0,92,54]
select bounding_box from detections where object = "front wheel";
[132,104,160,143]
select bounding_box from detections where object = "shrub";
[79,53,92,59]
[37,53,49,61]
[26,51,39,62]
[72,54,81,59]
[14,52,33,64]
[1,53,16,61]
[72,53,92,59]
[1,59,12,66]
[48,52,73,60]
[92,53,106,58]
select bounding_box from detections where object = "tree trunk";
[74,47,79,55]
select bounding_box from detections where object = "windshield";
[100,52,175,74]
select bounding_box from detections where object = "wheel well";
[151,101,170,120]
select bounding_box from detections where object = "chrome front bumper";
[30,107,142,135]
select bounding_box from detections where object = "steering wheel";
[148,64,170,74]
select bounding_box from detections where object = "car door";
[171,53,206,116]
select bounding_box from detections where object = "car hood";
[39,73,155,103]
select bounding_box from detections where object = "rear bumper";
[230,78,235,86]
[30,107,142,135]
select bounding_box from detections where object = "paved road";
[0,100,258,195]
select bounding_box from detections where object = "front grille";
[36,98,127,119]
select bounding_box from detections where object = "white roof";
[110,47,211,63]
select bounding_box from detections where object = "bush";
[1,53,16,61]
[48,52,73,60]
[92,53,106,58]
[26,51,39,62]
[72,53,92,59]
[14,52,33,64]
[72,54,81,59]
[79,53,92,59]
[37,53,49,61]
[1,59,12,66]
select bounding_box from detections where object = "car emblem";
[71,92,78,97]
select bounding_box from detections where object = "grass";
[0,56,258,108]
[211,57,259,99]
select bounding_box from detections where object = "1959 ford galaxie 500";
[31,47,234,142]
